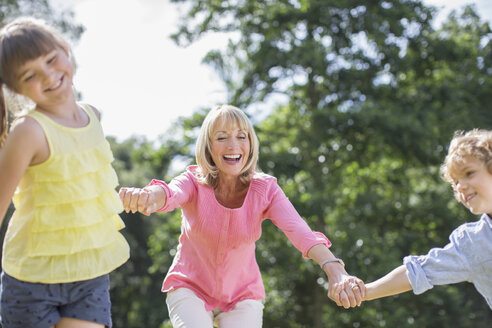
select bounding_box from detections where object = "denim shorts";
[0,271,112,328]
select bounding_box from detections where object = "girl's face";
[453,157,492,216]
[210,119,250,181]
[14,47,74,109]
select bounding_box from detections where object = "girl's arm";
[364,265,412,301]
[0,117,47,224]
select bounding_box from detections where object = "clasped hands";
[328,275,366,309]
[119,186,165,216]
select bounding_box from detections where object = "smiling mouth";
[223,154,242,163]
[45,75,64,92]
[465,194,476,203]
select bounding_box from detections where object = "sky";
[54,0,492,142]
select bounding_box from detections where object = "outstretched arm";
[364,265,412,301]
[119,184,167,216]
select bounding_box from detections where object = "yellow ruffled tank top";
[2,104,130,283]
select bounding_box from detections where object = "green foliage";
[3,0,492,327]
[0,0,84,41]
[163,0,492,327]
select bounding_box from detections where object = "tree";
[166,0,492,327]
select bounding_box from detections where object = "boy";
[359,129,492,308]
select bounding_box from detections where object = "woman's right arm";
[119,172,196,216]
[119,184,167,216]
[0,118,46,224]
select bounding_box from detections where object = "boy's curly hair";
[441,129,492,186]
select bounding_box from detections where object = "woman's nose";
[226,139,237,149]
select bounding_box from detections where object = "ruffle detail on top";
[15,165,119,207]
[23,139,114,183]
[27,214,125,256]
[4,233,130,283]
[29,191,124,232]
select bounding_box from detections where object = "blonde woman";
[119,105,364,327]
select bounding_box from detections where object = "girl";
[119,105,365,328]
[0,17,130,328]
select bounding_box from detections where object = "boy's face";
[453,157,492,216]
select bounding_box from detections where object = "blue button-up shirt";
[404,214,492,309]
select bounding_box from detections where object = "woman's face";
[209,119,250,180]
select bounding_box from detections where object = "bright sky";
[56,0,492,142]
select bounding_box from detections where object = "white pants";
[166,288,264,328]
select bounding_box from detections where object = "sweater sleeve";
[147,171,197,213]
[264,180,331,257]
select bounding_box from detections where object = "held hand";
[336,276,366,308]
[325,264,365,308]
[119,186,161,216]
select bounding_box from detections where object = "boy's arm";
[364,265,412,301]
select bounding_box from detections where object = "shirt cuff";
[404,255,434,295]
[302,232,332,258]
[147,179,171,212]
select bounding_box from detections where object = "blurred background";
[1,0,492,327]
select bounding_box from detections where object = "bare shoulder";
[10,115,45,144]
[8,115,49,165]
[0,116,48,220]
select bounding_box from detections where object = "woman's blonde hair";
[0,16,73,147]
[441,129,492,186]
[195,105,259,188]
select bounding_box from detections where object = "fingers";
[328,282,344,306]
[119,187,154,215]
[344,281,362,307]
[330,277,365,308]
[354,278,366,300]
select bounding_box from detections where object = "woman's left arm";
[265,181,364,308]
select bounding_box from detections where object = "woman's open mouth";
[223,154,242,164]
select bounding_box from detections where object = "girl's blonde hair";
[195,105,259,188]
[0,16,72,147]
[441,129,492,186]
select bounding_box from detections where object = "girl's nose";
[41,67,56,86]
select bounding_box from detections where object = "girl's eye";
[23,74,35,82]
[466,171,475,177]
[47,54,57,64]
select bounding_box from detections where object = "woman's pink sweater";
[150,166,331,311]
